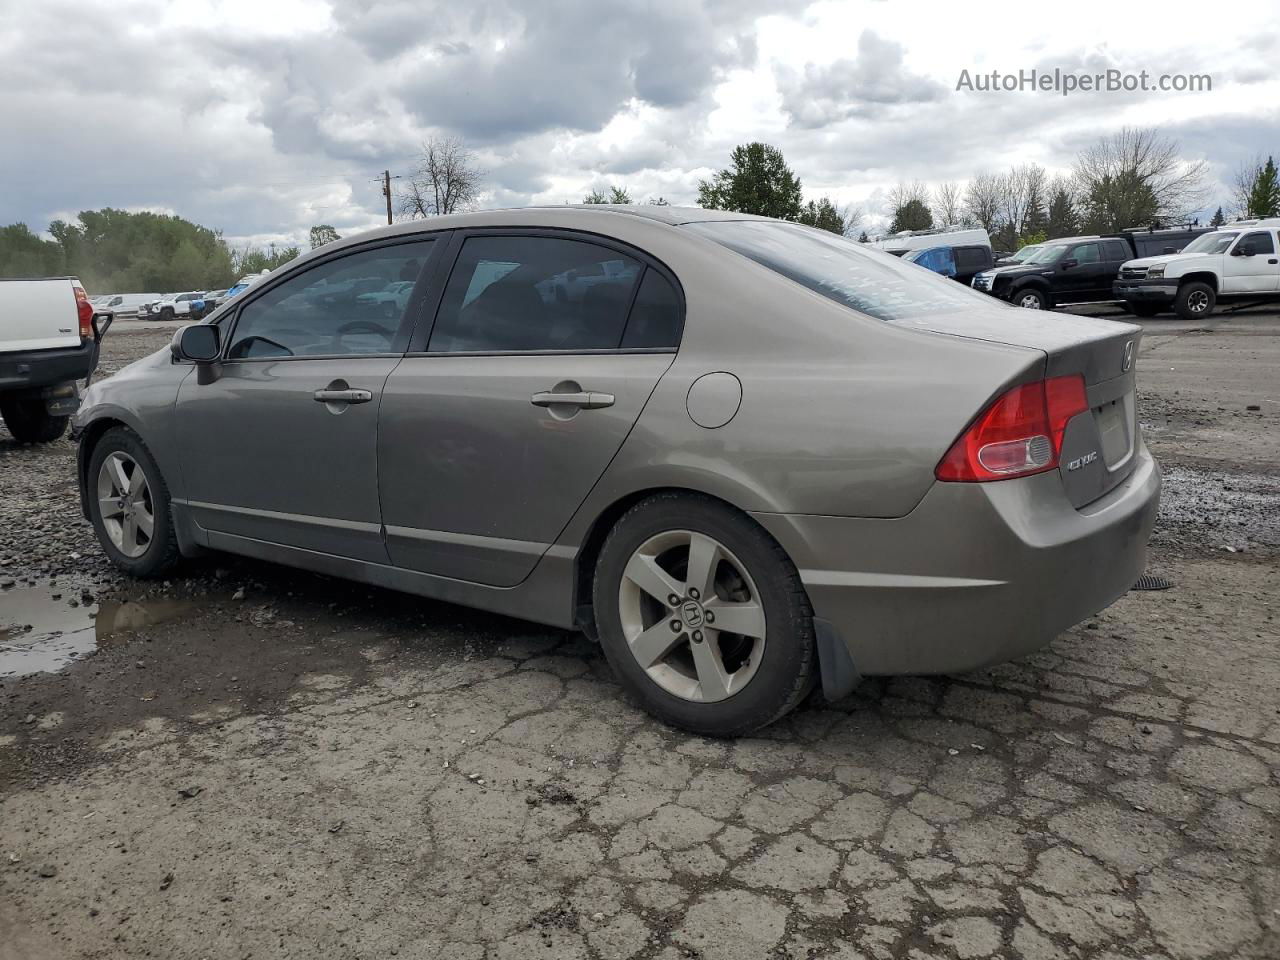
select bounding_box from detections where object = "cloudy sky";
[3,0,1277,247]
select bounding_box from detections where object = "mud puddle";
[0,583,204,678]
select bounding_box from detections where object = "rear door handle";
[530,390,614,409]
[313,388,373,403]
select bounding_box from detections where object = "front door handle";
[314,388,373,403]
[530,390,614,409]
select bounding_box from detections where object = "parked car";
[145,291,206,321]
[92,293,161,318]
[72,207,1159,735]
[203,289,229,310]
[995,243,1044,267]
[355,280,416,316]
[223,271,272,302]
[1120,223,1214,260]
[869,227,992,257]
[971,235,1134,309]
[903,244,994,284]
[1,276,109,442]
[1114,218,1280,319]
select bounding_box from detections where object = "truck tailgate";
[1,279,81,351]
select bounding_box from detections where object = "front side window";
[428,236,642,352]
[1011,245,1041,262]
[685,220,994,323]
[1239,231,1276,255]
[227,241,433,359]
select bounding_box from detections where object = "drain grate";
[1132,574,1175,591]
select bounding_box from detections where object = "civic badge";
[1122,340,1134,372]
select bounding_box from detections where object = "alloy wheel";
[96,451,154,559]
[1187,290,1210,313]
[1019,292,1043,309]
[617,530,766,703]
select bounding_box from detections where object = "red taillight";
[936,375,1088,482]
[73,284,93,339]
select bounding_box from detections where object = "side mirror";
[1060,258,1079,270]
[171,323,220,362]
[1236,243,1256,257]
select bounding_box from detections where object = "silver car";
[72,207,1160,735]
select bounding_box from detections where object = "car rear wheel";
[1014,287,1049,310]
[593,493,817,736]
[1126,301,1162,317]
[87,426,180,577]
[0,394,69,444]
[1175,281,1215,320]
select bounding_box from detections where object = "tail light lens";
[936,375,1089,482]
[73,284,94,339]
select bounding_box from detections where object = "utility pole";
[382,170,393,225]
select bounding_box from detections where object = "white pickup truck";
[0,277,109,443]
[1113,217,1280,319]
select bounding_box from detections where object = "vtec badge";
[1066,451,1098,472]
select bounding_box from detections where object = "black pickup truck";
[970,225,1212,310]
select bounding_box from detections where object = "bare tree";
[963,173,1004,234]
[1073,127,1207,231]
[1232,156,1268,218]
[886,181,930,217]
[998,163,1049,241]
[840,203,864,238]
[398,136,485,219]
[931,182,964,229]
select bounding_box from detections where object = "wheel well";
[76,418,128,515]
[572,487,775,640]
[1178,272,1218,293]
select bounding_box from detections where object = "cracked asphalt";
[2,310,1278,959]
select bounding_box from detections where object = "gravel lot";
[2,308,1278,960]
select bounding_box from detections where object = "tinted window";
[1104,240,1131,260]
[1070,243,1100,264]
[227,241,432,359]
[622,268,683,348]
[1241,231,1276,254]
[954,246,989,271]
[685,220,995,323]
[429,236,641,353]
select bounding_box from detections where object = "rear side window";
[684,220,995,323]
[954,246,989,271]
[621,269,683,348]
[1104,239,1131,260]
[429,236,642,353]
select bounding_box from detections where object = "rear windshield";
[683,220,994,323]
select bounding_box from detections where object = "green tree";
[1209,206,1225,227]
[697,142,803,221]
[797,197,847,234]
[309,224,341,249]
[1246,157,1280,218]
[1046,186,1079,238]
[583,186,633,204]
[583,189,608,204]
[0,224,64,277]
[233,244,300,275]
[889,198,933,233]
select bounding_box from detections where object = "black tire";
[1126,301,1162,318]
[0,394,69,444]
[159,307,174,322]
[1012,286,1050,310]
[593,492,817,736]
[87,426,181,577]
[1175,281,1216,321]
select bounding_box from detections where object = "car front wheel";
[87,426,180,577]
[593,493,817,736]
[1175,281,1216,320]
[1014,287,1049,310]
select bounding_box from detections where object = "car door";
[378,230,683,587]
[1057,242,1106,301]
[1222,231,1280,293]
[1101,238,1133,289]
[175,236,440,562]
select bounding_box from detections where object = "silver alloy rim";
[96,451,154,559]
[1188,290,1209,312]
[1019,292,1042,309]
[617,530,765,703]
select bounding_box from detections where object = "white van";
[868,228,992,257]
[92,293,161,318]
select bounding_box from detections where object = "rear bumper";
[1113,280,1177,303]
[752,442,1161,675]
[0,339,97,394]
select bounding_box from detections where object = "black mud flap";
[814,617,861,701]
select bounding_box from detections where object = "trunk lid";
[908,305,1142,508]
